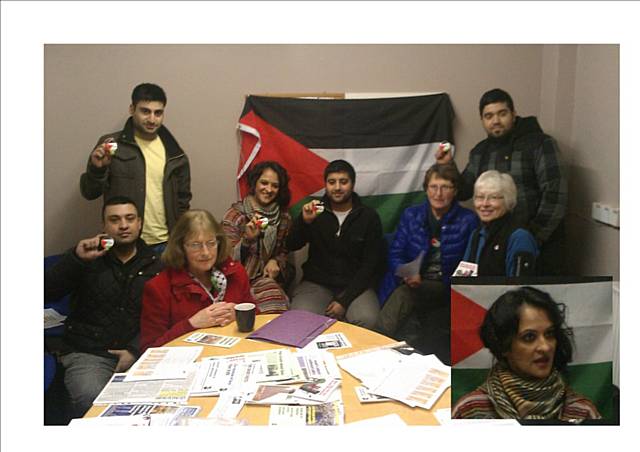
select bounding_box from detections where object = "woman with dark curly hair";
[222,161,294,313]
[452,286,601,421]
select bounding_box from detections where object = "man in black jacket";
[45,196,163,418]
[286,160,385,330]
[80,83,191,250]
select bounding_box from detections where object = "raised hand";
[89,139,115,169]
[302,200,324,224]
[244,215,261,241]
[75,234,109,262]
[435,142,453,165]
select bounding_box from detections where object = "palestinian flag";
[237,94,454,232]
[451,277,614,419]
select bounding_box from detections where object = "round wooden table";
[85,314,450,425]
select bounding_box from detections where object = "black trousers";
[537,221,567,276]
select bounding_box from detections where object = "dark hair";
[131,83,167,107]
[324,159,356,184]
[102,196,139,221]
[247,161,292,207]
[479,88,514,116]
[480,286,574,372]
[423,163,459,191]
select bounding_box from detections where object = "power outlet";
[609,207,620,227]
[592,202,620,228]
[592,202,604,222]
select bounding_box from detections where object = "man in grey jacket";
[80,83,191,249]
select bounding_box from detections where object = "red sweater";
[140,258,254,352]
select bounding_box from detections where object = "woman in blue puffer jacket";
[376,164,478,362]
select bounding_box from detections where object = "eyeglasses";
[474,194,505,203]
[427,184,455,193]
[185,240,218,252]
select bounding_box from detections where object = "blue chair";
[44,352,57,391]
[44,254,70,393]
[376,232,396,306]
[44,254,70,337]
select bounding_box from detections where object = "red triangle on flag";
[451,288,488,365]
[238,110,329,207]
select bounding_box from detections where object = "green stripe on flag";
[290,191,426,234]
[452,362,614,420]
[565,362,614,420]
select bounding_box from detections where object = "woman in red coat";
[140,210,254,352]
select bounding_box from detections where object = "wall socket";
[592,202,620,227]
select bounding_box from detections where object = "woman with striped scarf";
[452,287,601,422]
[222,161,295,313]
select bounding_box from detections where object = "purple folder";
[248,310,336,348]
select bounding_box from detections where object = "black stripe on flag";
[242,94,454,149]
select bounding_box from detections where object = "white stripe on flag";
[236,123,262,180]
[453,281,613,368]
[456,348,494,369]
[310,142,455,196]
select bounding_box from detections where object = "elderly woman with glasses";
[140,210,253,352]
[376,164,478,362]
[463,170,539,276]
[452,286,601,421]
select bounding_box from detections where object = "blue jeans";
[59,352,117,418]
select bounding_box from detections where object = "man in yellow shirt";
[80,83,191,249]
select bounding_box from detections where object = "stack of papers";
[93,372,196,405]
[125,346,202,382]
[70,404,201,427]
[337,342,451,410]
[86,337,351,425]
[198,349,345,421]
[355,386,391,403]
[189,349,300,396]
[295,350,342,381]
[268,402,345,426]
[100,404,201,426]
